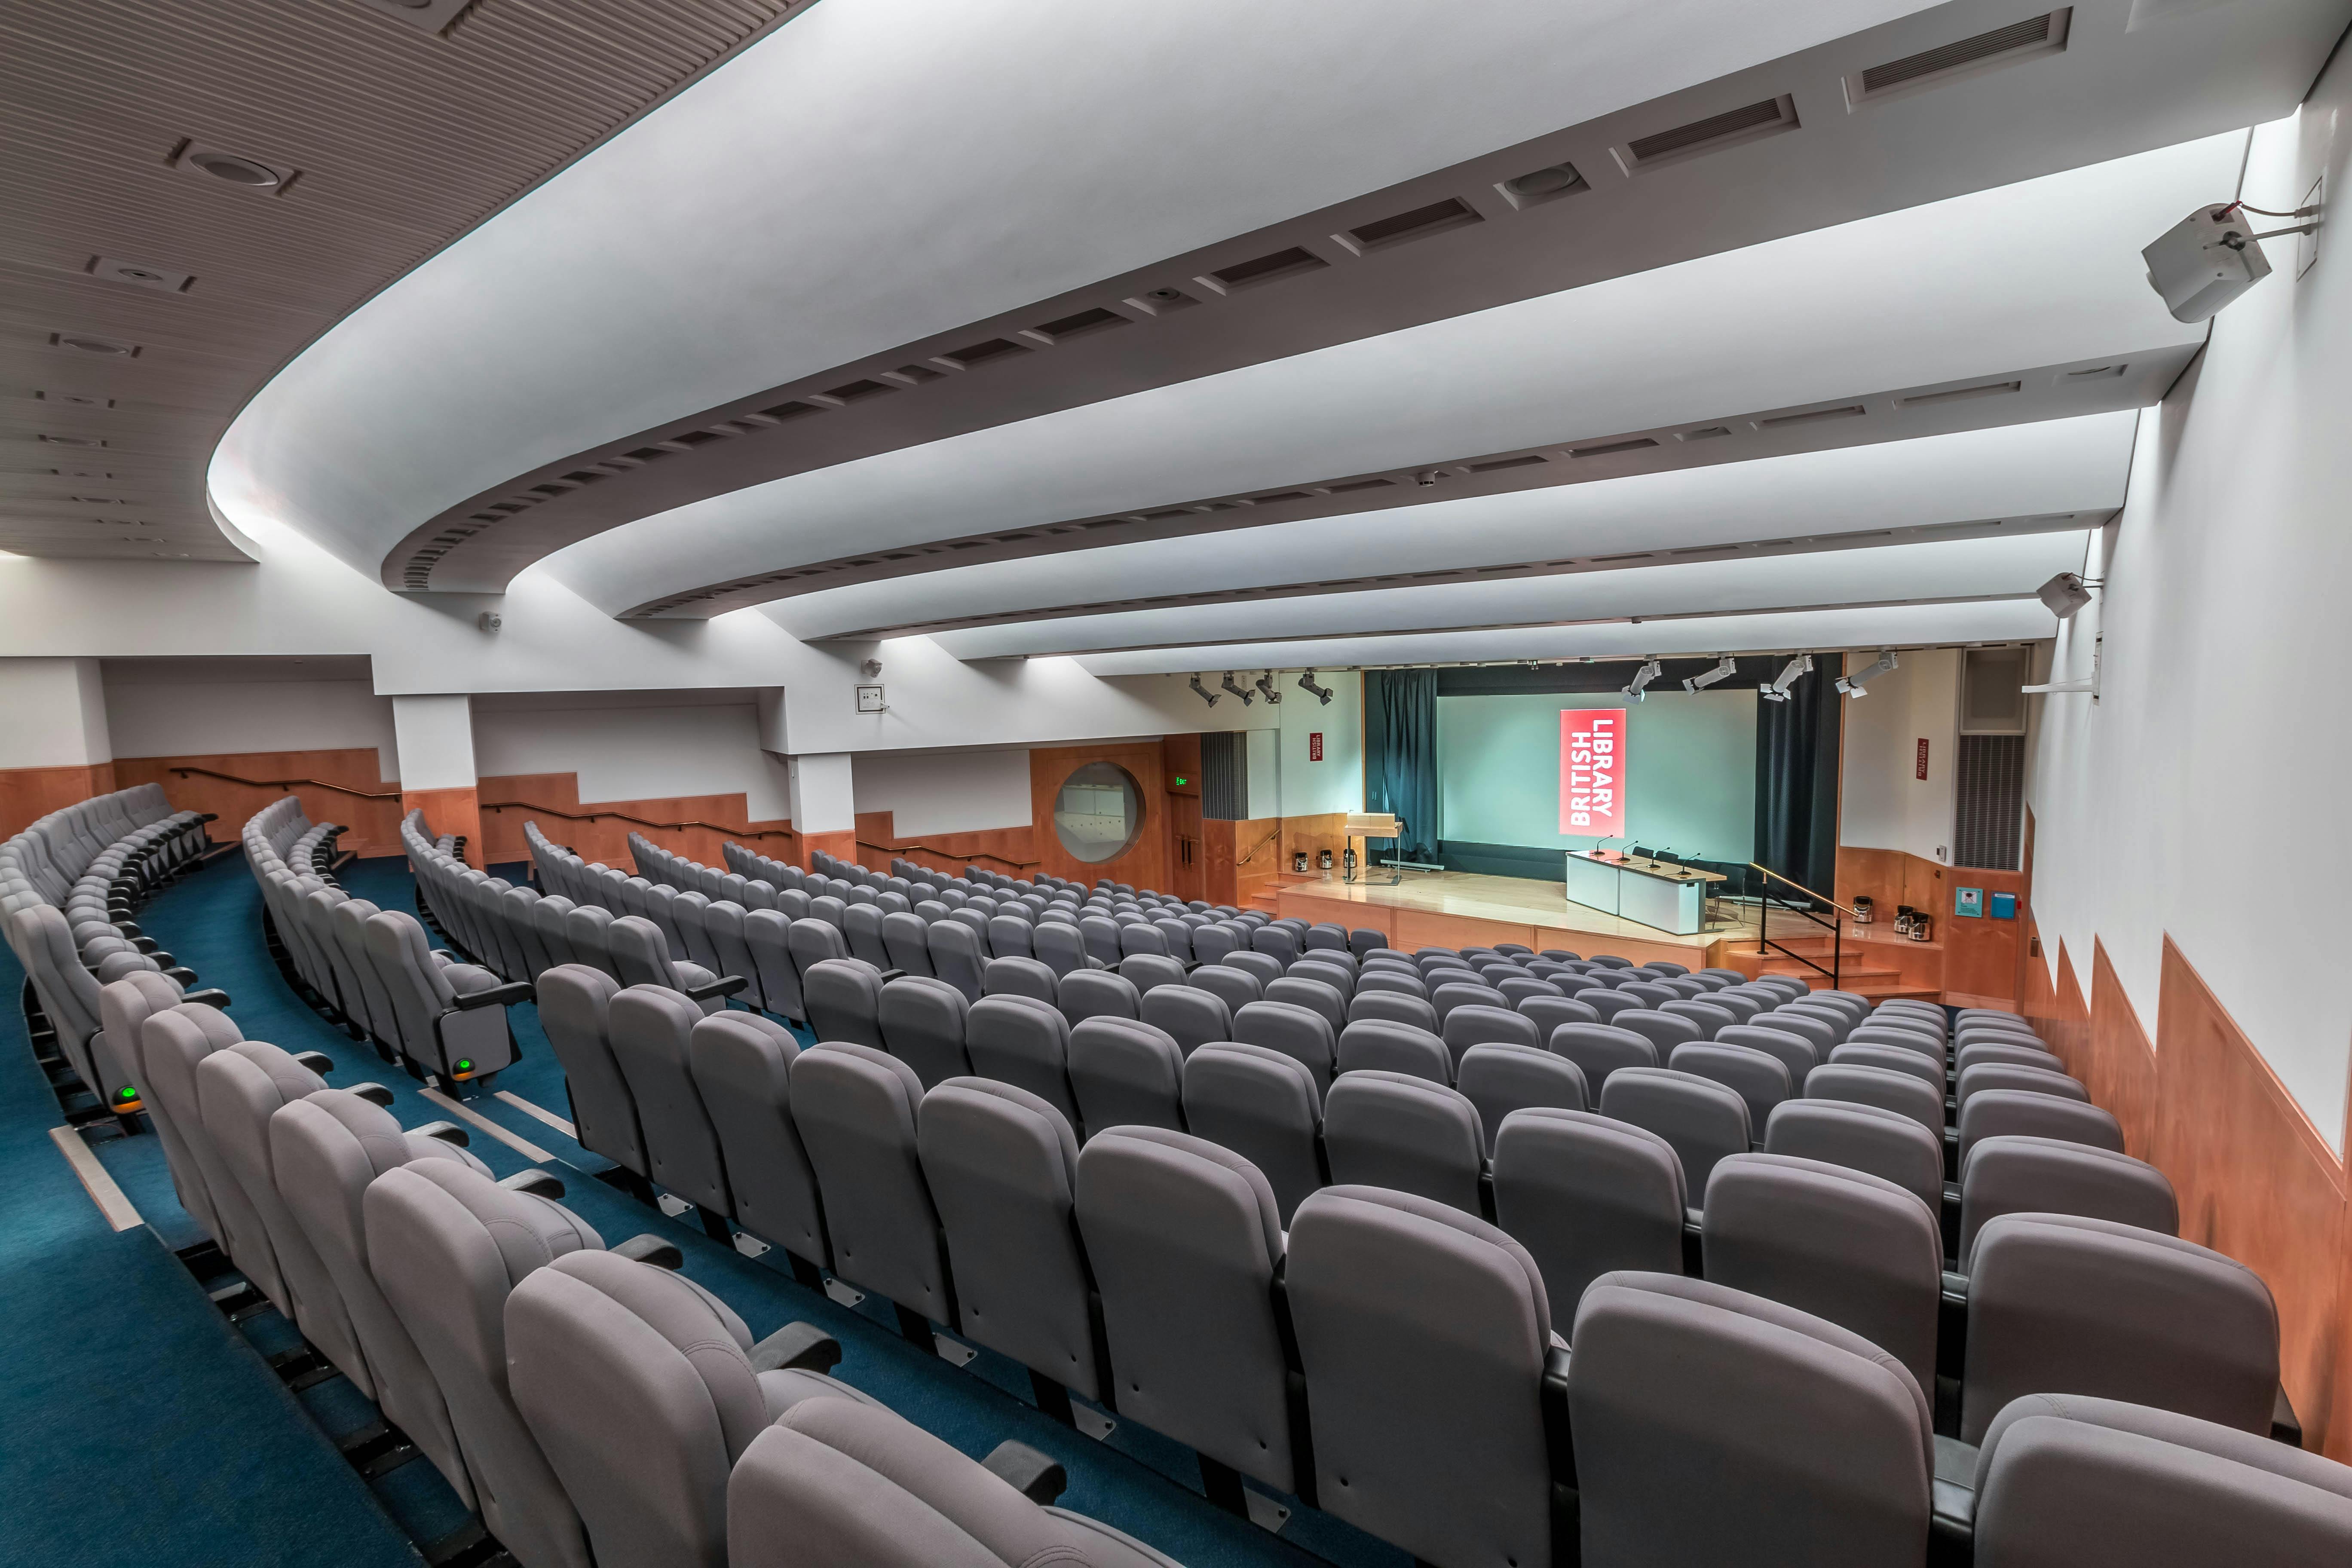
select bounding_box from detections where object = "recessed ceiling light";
[175,142,294,193]
[39,434,105,448]
[38,391,113,408]
[89,256,195,293]
[49,331,138,356]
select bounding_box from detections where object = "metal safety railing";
[1745,862,1853,988]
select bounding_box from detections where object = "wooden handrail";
[170,766,401,802]
[1234,824,1284,866]
[1745,861,1857,919]
[481,799,794,842]
[873,841,1041,871]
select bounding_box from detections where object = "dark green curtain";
[1363,668,1441,861]
[1753,654,1842,905]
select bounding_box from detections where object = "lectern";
[1344,812,1404,884]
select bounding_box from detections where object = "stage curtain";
[1365,668,1442,861]
[1753,654,1842,905]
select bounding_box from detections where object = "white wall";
[1839,646,1960,865]
[1244,729,1282,821]
[0,658,109,768]
[102,674,398,778]
[472,695,793,818]
[851,747,1032,837]
[2027,99,2352,1152]
[1277,669,1365,817]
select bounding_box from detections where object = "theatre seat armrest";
[291,1050,337,1074]
[346,1082,396,1108]
[498,1169,567,1200]
[2275,1385,2303,1447]
[749,1321,842,1375]
[181,989,231,1010]
[196,813,219,824]
[683,974,750,1002]
[982,1441,1067,1505]
[1541,1345,1576,1490]
[613,1234,684,1270]
[452,981,534,1010]
[411,1121,471,1147]
[112,921,142,938]
[162,966,198,986]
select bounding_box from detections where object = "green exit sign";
[1173,777,1188,787]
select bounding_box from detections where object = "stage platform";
[1271,869,1765,970]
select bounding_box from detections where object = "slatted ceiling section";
[0,0,802,562]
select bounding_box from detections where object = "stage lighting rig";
[1221,671,1255,705]
[1835,649,1898,698]
[1253,671,1281,704]
[1620,658,1663,702]
[1758,652,1813,703]
[1682,656,1737,693]
[1189,674,1218,706]
[1298,670,1335,704]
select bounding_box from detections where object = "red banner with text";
[1560,709,1626,837]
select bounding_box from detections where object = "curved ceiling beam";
[545,134,2231,617]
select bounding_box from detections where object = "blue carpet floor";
[42,850,1409,1568]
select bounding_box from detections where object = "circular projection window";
[1053,761,1144,864]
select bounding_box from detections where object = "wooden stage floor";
[1271,869,1765,969]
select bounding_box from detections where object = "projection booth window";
[1053,761,1145,863]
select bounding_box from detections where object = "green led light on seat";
[455,1060,472,1074]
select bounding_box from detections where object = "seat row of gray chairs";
[239,807,525,1087]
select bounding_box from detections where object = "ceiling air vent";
[1850,10,2070,107]
[1898,379,2021,407]
[1468,455,1546,473]
[2065,363,2125,380]
[1616,95,1797,174]
[758,401,824,422]
[1592,551,1656,563]
[1342,197,1483,254]
[1249,490,1315,505]
[1681,425,1733,441]
[1757,404,1865,429]
[1569,437,1659,459]
[942,337,1028,368]
[1031,306,1130,342]
[1205,246,1328,292]
[890,363,945,384]
[823,379,894,404]
[1329,478,1395,494]
[668,429,730,448]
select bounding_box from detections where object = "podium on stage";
[1564,849,1725,934]
[1345,812,1404,885]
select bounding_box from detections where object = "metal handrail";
[1746,861,1846,987]
[168,766,402,801]
[869,840,1041,872]
[482,798,795,842]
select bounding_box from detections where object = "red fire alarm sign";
[1308,732,1324,761]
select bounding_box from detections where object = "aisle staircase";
[1749,931,1939,1002]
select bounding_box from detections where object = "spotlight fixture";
[175,142,294,193]
[1681,656,1737,693]
[1221,671,1255,706]
[2035,572,2101,619]
[1189,674,1219,707]
[1297,669,1335,705]
[1253,671,1281,704]
[1834,649,1898,698]
[1620,658,1663,702]
[1758,653,1814,703]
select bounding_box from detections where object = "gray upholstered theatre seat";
[272,1088,493,1507]
[725,1395,1185,1567]
[964,995,1081,1131]
[1059,967,1142,1026]
[1491,1108,1684,1335]
[200,1042,364,1381]
[687,1011,829,1274]
[135,1005,249,1253]
[1117,953,1187,995]
[1830,1040,1946,1093]
[1181,1043,1324,1225]
[1430,979,1508,1024]
[1700,1152,1942,1396]
[789,1044,956,1338]
[1075,1127,1297,1496]
[1335,1018,1451,1084]
[536,965,649,1183]
[1849,1021,1946,1059]
[1348,988,1441,1033]
[785,916,853,990]
[1438,1002,1541,1071]
[1957,1135,2177,1267]
[1569,1271,1932,1567]
[1957,1089,2125,1162]
[1137,984,1228,1057]
[1547,1020,1657,1095]
[981,955,1059,1006]
[1957,1061,2087,1115]
[1599,1066,1751,1197]
[1966,1395,2352,1567]
[609,915,728,1014]
[366,1161,609,1568]
[1231,998,1335,1087]
[1289,1186,1559,1568]
[1759,1006,1837,1058]
[1321,1072,1485,1214]
[1762,1098,1944,1216]
[1223,949,1284,987]
[609,985,736,1219]
[508,1250,864,1568]
[843,903,892,970]
[1668,1040,1792,1131]
[364,908,520,1081]
[1456,1042,1587,1153]
[878,976,972,1090]
[1962,1213,2279,1442]
[1068,1017,1185,1136]
[918,1079,1106,1411]
[1806,1061,1945,1137]
[1355,966,1428,999]
[1715,1021,1816,1090]
[1955,1038,2066,1077]
[803,958,887,1048]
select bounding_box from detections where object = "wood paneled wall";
[113,750,405,858]
[2024,923,2352,1460]
[1027,741,1171,892]
[475,772,793,871]
[0,762,118,840]
[1834,843,2028,1008]
[854,810,1037,879]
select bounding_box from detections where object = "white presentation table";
[1564,851,1722,935]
